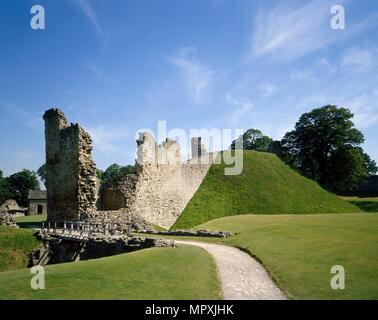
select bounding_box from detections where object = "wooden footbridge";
[40,220,129,242]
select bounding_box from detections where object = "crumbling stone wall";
[43,108,215,228]
[43,109,97,221]
[101,133,216,229]
[191,137,207,158]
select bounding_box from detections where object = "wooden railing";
[40,220,126,239]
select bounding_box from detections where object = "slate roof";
[28,190,47,200]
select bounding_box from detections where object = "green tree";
[37,163,46,185]
[0,170,13,205]
[96,168,104,181]
[102,164,121,186]
[5,169,40,206]
[231,129,273,151]
[119,165,136,178]
[102,164,136,187]
[280,105,377,192]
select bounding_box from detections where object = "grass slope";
[194,213,378,299]
[0,226,40,272]
[173,151,360,229]
[0,245,221,300]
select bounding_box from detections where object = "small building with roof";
[28,190,47,215]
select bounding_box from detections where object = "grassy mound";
[173,151,360,229]
[0,226,40,272]
[0,245,221,299]
[194,213,378,299]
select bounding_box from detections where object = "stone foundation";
[30,232,175,266]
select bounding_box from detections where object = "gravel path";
[175,240,287,300]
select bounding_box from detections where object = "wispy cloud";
[86,125,129,155]
[226,93,253,125]
[2,102,43,129]
[170,47,215,103]
[339,94,378,129]
[257,82,275,97]
[316,57,337,73]
[251,0,345,60]
[341,47,375,71]
[77,0,102,35]
[85,62,103,80]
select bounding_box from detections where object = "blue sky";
[1,0,378,177]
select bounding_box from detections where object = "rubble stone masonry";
[43,108,97,221]
[101,133,216,229]
[44,109,214,228]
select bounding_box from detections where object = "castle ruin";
[44,108,215,229]
[100,132,216,228]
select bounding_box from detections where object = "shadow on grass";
[349,201,378,213]
[16,221,43,229]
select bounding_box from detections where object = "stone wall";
[28,200,47,215]
[43,109,97,221]
[43,109,215,228]
[101,134,216,229]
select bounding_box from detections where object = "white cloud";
[341,95,378,129]
[257,82,275,97]
[341,48,375,71]
[226,93,253,124]
[3,102,43,129]
[77,0,102,35]
[170,47,215,103]
[250,0,345,60]
[317,57,337,73]
[289,69,317,82]
[86,125,129,155]
[85,62,103,80]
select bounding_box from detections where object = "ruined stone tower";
[191,137,207,158]
[43,108,97,221]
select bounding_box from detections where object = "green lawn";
[0,226,40,272]
[191,213,378,300]
[0,245,222,299]
[15,214,47,229]
[341,196,378,213]
[173,151,360,229]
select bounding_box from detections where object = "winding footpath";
[175,240,287,300]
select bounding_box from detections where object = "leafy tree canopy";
[102,163,136,187]
[96,168,104,181]
[0,171,13,205]
[280,105,377,192]
[37,163,46,185]
[231,129,273,151]
[5,169,40,206]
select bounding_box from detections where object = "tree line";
[231,105,377,193]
